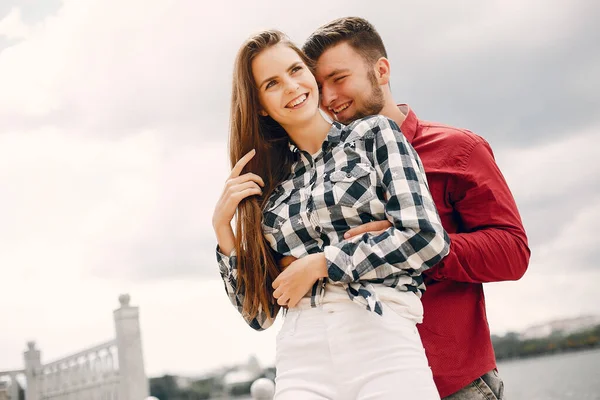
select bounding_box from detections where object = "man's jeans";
[443,369,505,400]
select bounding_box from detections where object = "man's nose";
[320,84,336,108]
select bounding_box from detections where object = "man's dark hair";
[302,17,387,65]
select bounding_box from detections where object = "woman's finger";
[277,294,290,306]
[230,187,262,202]
[227,172,265,188]
[287,295,300,309]
[229,149,256,179]
[227,181,262,197]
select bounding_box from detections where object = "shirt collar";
[287,121,344,154]
[398,104,419,144]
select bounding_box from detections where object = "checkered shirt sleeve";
[324,116,450,291]
[216,247,278,330]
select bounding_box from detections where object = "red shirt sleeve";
[425,140,530,283]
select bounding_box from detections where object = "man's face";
[314,42,384,124]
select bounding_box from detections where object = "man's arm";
[324,116,450,285]
[343,139,530,284]
[425,140,529,283]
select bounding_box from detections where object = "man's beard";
[337,70,385,124]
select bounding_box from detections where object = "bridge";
[0,294,148,400]
[0,294,275,400]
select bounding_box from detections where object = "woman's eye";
[266,80,277,89]
[291,66,303,74]
[335,76,347,83]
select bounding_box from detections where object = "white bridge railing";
[38,340,119,399]
[0,294,148,400]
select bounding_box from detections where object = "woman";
[212,30,449,399]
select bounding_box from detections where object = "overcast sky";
[1,0,599,378]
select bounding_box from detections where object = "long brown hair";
[229,30,312,321]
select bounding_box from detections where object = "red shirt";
[399,105,530,397]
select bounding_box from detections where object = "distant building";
[520,315,600,340]
[150,355,274,399]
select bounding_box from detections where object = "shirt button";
[346,172,352,178]
[315,226,322,233]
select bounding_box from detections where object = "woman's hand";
[272,253,328,308]
[212,149,265,229]
[212,149,264,255]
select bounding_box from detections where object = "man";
[300,17,530,399]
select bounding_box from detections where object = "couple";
[213,17,529,400]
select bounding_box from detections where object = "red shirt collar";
[398,104,419,144]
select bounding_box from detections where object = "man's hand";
[272,254,327,308]
[343,220,392,239]
[277,220,391,272]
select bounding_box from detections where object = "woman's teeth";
[287,94,307,108]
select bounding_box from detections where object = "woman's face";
[252,43,320,129]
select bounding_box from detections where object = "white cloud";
[485,200,600,334]
[0,127,230,281]
[432,0,585,50]
[495,127,600,204]
[0,7,29,40]
[484,129,600,334]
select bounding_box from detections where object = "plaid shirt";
[217,115,450,330]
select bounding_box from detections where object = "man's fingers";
[343,220,392,239]
[230,149,256,179]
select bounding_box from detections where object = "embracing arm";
[425,140,530,283]
[324,116,450,284]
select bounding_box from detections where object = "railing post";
[9,373,19,400]
[113,294,149,400]
[23,342,41,400]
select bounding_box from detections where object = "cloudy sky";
[1,0,599,378]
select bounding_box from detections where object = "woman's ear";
[259,109,268,117]
[374,57,391,86]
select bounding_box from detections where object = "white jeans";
[274,287,440,400]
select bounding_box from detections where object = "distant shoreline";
[492,323,600,362]
[496,346,600,364]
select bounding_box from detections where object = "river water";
[497,348,600,399]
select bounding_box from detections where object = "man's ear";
[374,57,391,86]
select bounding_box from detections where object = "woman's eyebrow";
[259,62,303,88]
